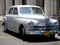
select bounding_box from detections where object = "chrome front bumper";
[25,25,58,35]
[25,30,57,35]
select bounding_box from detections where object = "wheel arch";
[19,24,24,30]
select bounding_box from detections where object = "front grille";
[33,26,55,31]
[46,26,54,31]
[33,26,46,31]
[33,26,46,28]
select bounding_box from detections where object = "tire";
[4,23,8,32]
[19,26,25,39]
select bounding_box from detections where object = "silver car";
[3,5,58,38]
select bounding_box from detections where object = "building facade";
[0,0,59,18]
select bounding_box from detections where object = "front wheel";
[19,26,26,39]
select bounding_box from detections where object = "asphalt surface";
[0,22,60,45]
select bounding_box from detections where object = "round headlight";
[54,22,59,25]
[28,22,34,30]
[28,22,34,26]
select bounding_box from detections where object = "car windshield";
[20,7,31,14]
[20,7,43,14]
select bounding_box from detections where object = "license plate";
[43,32,50,36]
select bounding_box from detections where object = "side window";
[13,8,18,14]
[8,8,13,14]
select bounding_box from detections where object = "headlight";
[27,21,39,30]
[54,22,59,25]
[28,21,39,25]
[27,22,34,30]
[28,22,34,26]
[49,19,58,25]
[50,22,59,27]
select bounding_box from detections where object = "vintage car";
[3,5,58,38]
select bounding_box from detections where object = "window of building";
[42,0,44,8]
[42,0,44,10]
[12,0,15,5]
[36,0,44,10]
[22,0,26,5]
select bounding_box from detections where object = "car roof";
[11,5,40,8]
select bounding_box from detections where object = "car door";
[10,7,19,33]
[6,7,14,31]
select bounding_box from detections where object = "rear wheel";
[4,23,8,32]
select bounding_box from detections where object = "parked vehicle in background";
[2,5,58,38]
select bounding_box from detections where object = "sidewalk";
[0,16,3,22]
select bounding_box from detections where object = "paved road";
[0,22,60,45]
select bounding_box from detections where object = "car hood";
[19,14,46,20]
[16,14,57,25]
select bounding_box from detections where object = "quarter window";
[13,8,18,14]
[8,8,13,14]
